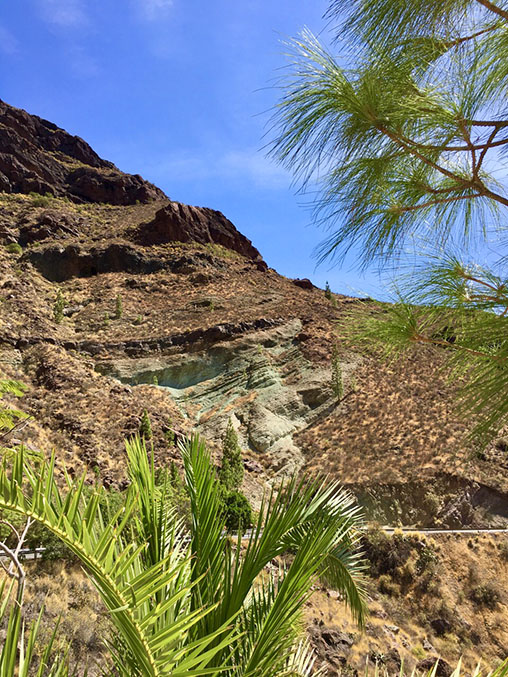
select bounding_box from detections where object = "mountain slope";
[1,100,507,673]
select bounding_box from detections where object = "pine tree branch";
[442,24,499,49]
[402,135,508,153]
[476,126,501,174]
[412,333,507,363]
[390,193,482,214]
[474,0,508,22]
[375,123,477,189]
[466,119,508,127]
[461,273,500,292]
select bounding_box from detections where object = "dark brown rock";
[25,242,169,281]
[67,167,163,205]
[430,618,452,636]
[416,658,453,677]
[0,100,166,204]
[18,209,81,245]
[133,201,265,263]
[293,278,314,290]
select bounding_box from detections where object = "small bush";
[422,491,441,517]
[5,242,22,255]
[29,191,52,207]
[498,540,508,561]
[363,526,412,577]
[53,289,65,323]
[331,344,344,400]
[469,583,501,609]
[139,409,152,440]
[415,545,438,575]
[115,294,123,319]
[164,418,175,446]
[378,574,400,596]
[325,281,332,300]
[222,490,252,533]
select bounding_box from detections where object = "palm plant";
[0,434,366,675]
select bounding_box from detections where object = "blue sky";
[0,0,385,297]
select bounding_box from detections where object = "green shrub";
[4,242,22,255]
[331,344,344,400]
[222,490,252,534]
[164,418,175,446]
[115,294,123,319]
[139,409,152,440]
[415,544,438,575]
[53,289,65,323]
[29,191,52,207]
[363,526,412,577]
[325,281,332,300]
[469,583,501,609]
[378,574,400,596]
[499,540,508,561]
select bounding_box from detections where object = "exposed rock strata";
[97,319,359,476]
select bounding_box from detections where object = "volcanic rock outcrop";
[134,201,265,265]
[0,100,165,204]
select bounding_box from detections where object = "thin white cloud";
[0,25,19,55]
[148,149,290,190]
[38,0,87,28]
[135,0,174,21]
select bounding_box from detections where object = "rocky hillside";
[1,100,507,672]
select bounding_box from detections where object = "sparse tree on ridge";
[270,0,508,444]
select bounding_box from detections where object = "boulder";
[293,278,314,290]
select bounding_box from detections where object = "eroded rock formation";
[0,100,165,204]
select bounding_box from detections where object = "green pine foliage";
[218,419,244,491]
[53,289,65,324]
[139,408,152,440]
[270,0,508,445]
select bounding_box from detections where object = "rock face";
[97,319,354,478]
[25,242,236,282]
[0,100,165,204]
[134,201,265,263]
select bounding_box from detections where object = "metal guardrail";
[2,526,507,561]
